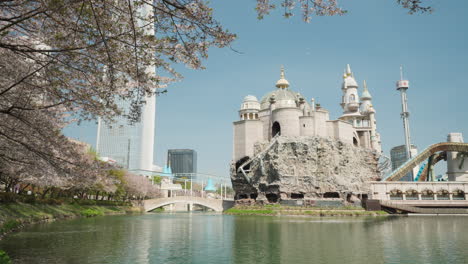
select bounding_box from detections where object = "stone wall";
[231,136,380,203]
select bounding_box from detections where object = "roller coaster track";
[417,152,446,182]
[385,142,468,181]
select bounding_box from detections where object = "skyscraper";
[96,3,156,175]
[96,98,156,173]
[167,149,197,177]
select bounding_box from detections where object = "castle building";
[232,65,382,162]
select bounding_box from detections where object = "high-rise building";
[96,3,157,175]
[167,149,197,176]
[96,97,156,174]
[390,144,418,181]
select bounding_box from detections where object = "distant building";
[390,144,418,181]
[96,97,157,175]
[95,3,161,176]
[167,149,197,178]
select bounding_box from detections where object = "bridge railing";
[163,187,233,200]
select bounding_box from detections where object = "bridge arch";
[143,196,225,212]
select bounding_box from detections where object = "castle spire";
[275,65,290,89]
[361,80,372,99]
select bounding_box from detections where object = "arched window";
[249,113,253,120]
[272,122,281,137]
[437,189,450,200]
[255,113,258,119]
[389,189,403,200]
[353,137,358,147]
[349,94,356,102]
[453,190,465,200]
[421,189,435,200]
[405,189,418,200]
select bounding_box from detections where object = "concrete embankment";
[0,202,143,239]
[224,204,388,217]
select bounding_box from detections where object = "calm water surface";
[1,213,467,264]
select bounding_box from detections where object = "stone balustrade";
[370,181,468,202]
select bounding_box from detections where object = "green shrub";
[22,195,37,204]
[0,250,11,264]
[41,198,64,205]
[0,193,18,203]
[80,209,104,217]
[0,220,21,233]
[73,199,97,206]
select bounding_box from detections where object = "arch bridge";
[141,196,234,212]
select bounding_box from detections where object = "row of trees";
[0,1,430,202]
[0,142,161,201]
[0,0,231,202]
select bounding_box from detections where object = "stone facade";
[231,136,380,202]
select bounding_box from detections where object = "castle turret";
[233,95,263,161]
[239,95,260,120]
[360,80,372,114]
[341,64,360,114]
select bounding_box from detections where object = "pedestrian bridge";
[141,196,234,212]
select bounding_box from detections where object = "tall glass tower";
[96,3,156,174]
[96,100,146,171]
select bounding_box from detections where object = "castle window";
[272,122,281,137]
[303,124,305,128]
[349,94,356,102]
[353,137,358,147]
[249,113,253,119]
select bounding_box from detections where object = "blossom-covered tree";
[256,0,432,22]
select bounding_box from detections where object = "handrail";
[385,142,468,181]
[237,134,281,183]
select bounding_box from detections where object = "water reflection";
[1,214,468,264]
[232,216,387,264]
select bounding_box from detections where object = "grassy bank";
[0,202,142,238]
[224,204,387,217]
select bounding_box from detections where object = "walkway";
[380,200,468,214]
[141,196,234,212]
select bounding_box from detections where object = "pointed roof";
[361,80,372,99]
[342,64,358,88]
[275,65,290,89]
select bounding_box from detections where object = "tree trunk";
[41,188,50,199]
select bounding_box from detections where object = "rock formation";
[231,136,380,203]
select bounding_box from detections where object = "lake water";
[1,213,467,264]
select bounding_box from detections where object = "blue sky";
[64,0,468,178]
